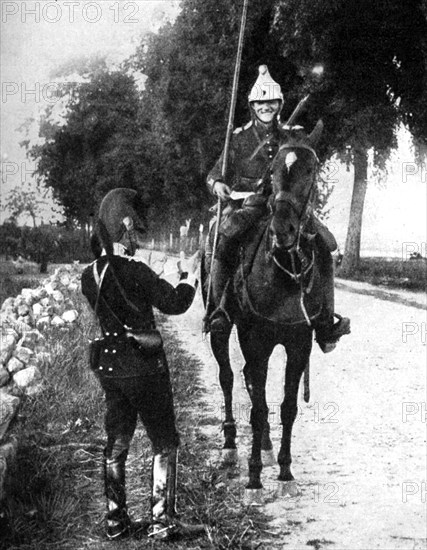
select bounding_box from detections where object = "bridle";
[266,142,319,286]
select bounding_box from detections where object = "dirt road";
[158,254,426,550]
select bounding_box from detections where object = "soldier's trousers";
[100,366,179,460]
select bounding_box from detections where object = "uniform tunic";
[206,119,281,245]
[81,254,196,454]
[207,119,281,196]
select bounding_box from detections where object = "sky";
[1,0,426,256]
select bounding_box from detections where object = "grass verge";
[1,298,271,550]
[336,257,426,292]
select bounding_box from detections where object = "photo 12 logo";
[401,481,426,503]
[401,322,426,344]
[1,161,35,184]
[402,242,426,261]
[1,82,65,104]
[401,162,426,183]
[402,402,426,423]
[1,2,140,24]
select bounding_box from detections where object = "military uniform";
[206,66,350,350]
[81,254,195,451]
[82,188,203,541]
[208,119,280,240]
[207,119,280,196]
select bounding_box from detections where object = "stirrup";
[316,313,351,353]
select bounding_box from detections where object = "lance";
[203,0,249,331]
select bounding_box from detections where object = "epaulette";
[233,121,252,135]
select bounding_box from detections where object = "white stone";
[51,316,65,327]
[68,282,79,292]
[17,304,30,317]
[40,297,50,307]
[1,297,15,311]
[13,366,42,393]
[21,289,37,306]
[34,288,48,300]
[52,290,64,303]
[62,310,78,323]
[13,346,33,364]
[36,316,51,329]
[17,315,32,328]
[6,357,25,375]
[1,308,17,323]
[60,275,70,286]
[32,303,43,317]
[0,333,18,365]
[24,381,44,397]
[44,282,57,295]
[14,296,25,307]
[13,321,32,335]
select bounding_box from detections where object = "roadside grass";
[337,257,426,292]
[2,297,270,550]
[0,275,41,307]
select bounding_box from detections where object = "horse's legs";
[210,326,237,454]
[238,324,276,489]
[242,362,273,453]
[278,326,313,481]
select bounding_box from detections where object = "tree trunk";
[340,148,368,275]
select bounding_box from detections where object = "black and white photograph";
[0,1,426,548]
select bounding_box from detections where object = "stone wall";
[0,263,82,502]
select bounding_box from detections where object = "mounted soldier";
[81,188,203,541]
[206,65,350,352]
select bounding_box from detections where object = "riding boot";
[314,238,351,353]
[103,449,131,540]
[209,235,238,333]
[148,449,204,540]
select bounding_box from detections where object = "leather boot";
[314,240,351,353]
[103,449,131,540]
[148,449,205,540]
[208,235,238,333]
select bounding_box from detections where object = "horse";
[201,122,326,499]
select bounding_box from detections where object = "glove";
[213,181,231,201]
[177,250,201,287]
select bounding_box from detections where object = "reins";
[265,142,320,325]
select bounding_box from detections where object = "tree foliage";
[27,1,427,260]
[2,184,46,227]
[28,62,142,227]
[271,0,427,270]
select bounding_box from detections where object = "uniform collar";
[101,244,149,265]
[253,118,278,138]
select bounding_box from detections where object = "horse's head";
[269,121,323,250]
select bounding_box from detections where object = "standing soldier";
[206,65,350,352]
[81,188,203,541]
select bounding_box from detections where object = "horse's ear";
[307,119,324,147]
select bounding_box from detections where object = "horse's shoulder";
[239,217,270,278]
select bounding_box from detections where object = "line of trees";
[22,0,426,269]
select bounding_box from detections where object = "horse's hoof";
[277,480,300,498]
[243,488,263,506]
[221,449,238,466]
[261,449,276,467]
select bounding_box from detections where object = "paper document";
[229,191,255,201]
